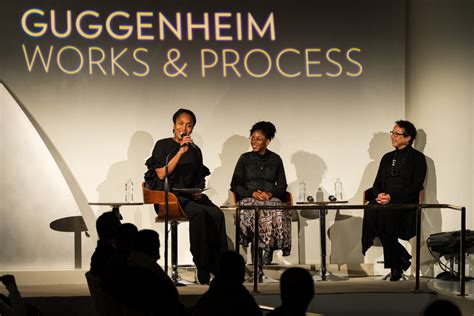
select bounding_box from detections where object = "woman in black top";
[231,121,290,265]
[144,109,228,284]
[362,120,427,281]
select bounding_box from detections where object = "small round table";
[50,216,89,269]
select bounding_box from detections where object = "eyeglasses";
[390,131,406,137]
[249,136,266,142]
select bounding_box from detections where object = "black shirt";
[144,138,210,191]
[362,144,427,253]
[230,150,287,201]
[372,145,427,204]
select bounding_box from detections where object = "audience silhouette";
[193,251,262,316]
[268,267,314,316]
[0,274,27,316]
[0,274,42,316]
[120,229,185,315]
[423,299,461,316]
[90,211,121,279]
[104,223,138,295]
[87,212,185,316]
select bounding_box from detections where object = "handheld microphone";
[180,132,196,148]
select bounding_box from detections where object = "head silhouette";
[423,299,461,316]
[280,267,314,310]
[134,229,161,261]
[217,251,246,283]
[115,223,138,252]
[96,211,121,241]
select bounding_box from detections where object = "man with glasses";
[362,120,427,281]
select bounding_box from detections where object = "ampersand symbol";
[163,49,188,77]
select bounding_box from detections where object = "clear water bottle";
[298,180,306,202]
[334,178,343,201]
[316,187,324,202]
[125,178,134,202]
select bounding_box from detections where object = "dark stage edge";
[5,277,474,315]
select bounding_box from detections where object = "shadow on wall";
[351,132,394,204]
[327,132,392,264]
[289,150,328,218]
[207,135,249,251]
[97,131,154,226]
[289,150,327,264]
[415,129,441,277]
[207,135,249,205]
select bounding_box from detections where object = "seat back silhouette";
[85,271,123,316]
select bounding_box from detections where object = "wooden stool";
[142,183,188,285]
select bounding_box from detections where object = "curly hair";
[250,121,276,140]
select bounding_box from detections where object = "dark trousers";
[178,195,228,274]
[379,231,410,269]
[363,206,413,269]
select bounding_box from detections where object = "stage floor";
[13,276,431,297]
[3,275,474,315]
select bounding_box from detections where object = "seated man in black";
[362,120,427,281]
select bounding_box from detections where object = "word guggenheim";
[20,9,363,78]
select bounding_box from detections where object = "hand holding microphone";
[179,132,196,149]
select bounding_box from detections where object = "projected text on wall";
[20,9,364,78]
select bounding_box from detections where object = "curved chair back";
[363,188,374,205]
[142,183,187,222]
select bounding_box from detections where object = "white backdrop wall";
[405,0,473,275]
[406,0,473,223]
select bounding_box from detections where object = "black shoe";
[401,256,411,271]
[197,268,210,285]
[390,267,402,281]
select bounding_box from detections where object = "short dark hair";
[250,121,276,140]
[115,223,138,251]
[173,108,196,127]
[280,267,314,305]
[134,229,160,257]
[423,299,461,316]
[217,251,245,283]
[96,211,121,240]
[395,120,417,145]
